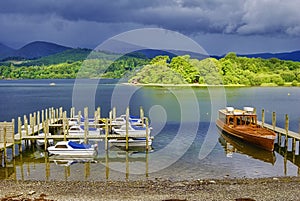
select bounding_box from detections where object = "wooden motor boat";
[218,131,276,164]
[216,107,276,151]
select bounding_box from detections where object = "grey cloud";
[1,0,300,36]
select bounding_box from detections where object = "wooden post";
[285,114,289,148]
[52,107,55,123]
[105,151,109,180]
[3,126,7,165]
[140,106,144,127]
[292,137,296,153]
[33,112,36,134]
[261,109,265,127]
[24,115,28,136]
[12,119,15,158]
[109,111,112,133]
[125,107,129,151]
[272,112,276,131]
[45,109,48,123]
[145,117,149,150]
[84,107,88,144]
[126,151,129,180]
[37,111,40,133]
[59,107,63,119]
[56,108,59,122]
[41,110,44,126]
[94,111,98,129]
[113,107,116,120]
[44,120,48,151]
[105,119,109,151]
[29,113,33,135]
[97,107,101,119]
[18,117,22,152]
[78,111,82,125]
[63,111,67,141]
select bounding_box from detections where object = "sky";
[0,0,300,55]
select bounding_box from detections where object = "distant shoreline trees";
[0,52,300,86]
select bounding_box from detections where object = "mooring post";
[12,119,15,158]
[84,107,88,144]
[18,116,22,152]
[59,107,63,120]
[113,107,116,120]
[261,109,265,127]
[44,120,48,151]
[24,115,28,136]
[94,111,98,129]
[33,112,36,134]
[37,111,40,133]
[97,107,101,119]
[29,113,33,135]
[78,111,82,125]
[109,111,112,133]
[41,110,44,127]
[292,137,296,153]
[125,107,129,151]
[145,117,149,150]
[45,109,48,123]
[3,126,7,165]
[63,111,67,141]
[285,114,289,149]
[105,118,109,151]
[140,106,144,127]
[56,108,59,122]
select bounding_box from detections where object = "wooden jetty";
[258,109,300,154]
[0,106,151,165]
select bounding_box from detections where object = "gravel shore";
[0,177,299,201]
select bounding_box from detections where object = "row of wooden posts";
[261,109,300,153]
[0,106,150,165]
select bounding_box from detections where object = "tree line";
[1,52,300,86]
[129,52,300,86]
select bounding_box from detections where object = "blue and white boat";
[47,141,98,156]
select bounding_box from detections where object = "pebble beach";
[0,177,299,201]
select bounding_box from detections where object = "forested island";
[0,50,300,86]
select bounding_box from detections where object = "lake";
[0,79,300,181]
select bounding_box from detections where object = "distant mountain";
[0,43,15,59]
[14,41,71,59]
[0,41,72,60]
[21,48,92,66]
[237,50,300,62]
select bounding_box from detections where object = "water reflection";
[218,131,276,164]
[0,144,150,181]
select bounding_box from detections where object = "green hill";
[129,53,300,86]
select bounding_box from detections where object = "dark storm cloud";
[1,0,300,36]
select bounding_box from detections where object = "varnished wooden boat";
[218,131,276,164]
[216,107,276,151]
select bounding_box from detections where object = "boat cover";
[68,141,92,149]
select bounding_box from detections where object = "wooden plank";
[258,121,300,140]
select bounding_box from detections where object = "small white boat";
[36,133,54,147]
[68,125,103,135]
[47,141,98,156]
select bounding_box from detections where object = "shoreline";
[1,176,299,200]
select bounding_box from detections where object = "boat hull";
[109,138,152,147]
[216,119,276,151]
[47,148,96,156]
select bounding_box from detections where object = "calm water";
[0,79,300,181]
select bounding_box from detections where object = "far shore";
[122,82,299,87]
